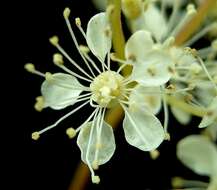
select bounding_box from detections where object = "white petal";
[129,84,161,115]
[199,97,217,128]
[77,121,116,166]
[125,30,154,62]
[123,106,164,151]
[41,73,83,110]
[143,5,167,41]
[205,124,217,141]
[131,50,174,86]
[171,106,191,125]
[86,12,112,62]
[177,135,217,177]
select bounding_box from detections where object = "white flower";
[176,135,217,190]
[26,8,166,183]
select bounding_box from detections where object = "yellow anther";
[63,7,71,19]
[45,72,53,81]
[53,53,64,66]
[92,175,100,184]
[32,131,40,140]
[75,17,81,26]
[150,150,160,160]
[24,63,35,73]
[49,36,59,46]
[34,96,44,112]
[66,128,76,139]
[164,132,171,141]
[187,4,196,15]
[122,0,143,20]
[79,45,90,54]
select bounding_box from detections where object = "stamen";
[85,108,100,183]
[166,0,181,35]
[34,96,44,112]
[49,36,94,80]
[75,108,99,133]
[161,86,169,137]
[66,127,76,139]
[75,17,87,39]
[150,149,160,160]
[80,47,102,74]
[32,101,89,139]
[24,63,45,77]
[170,4,197,37]
[63,8,96,77]
[197,56,217,92]
[184,22,217,46]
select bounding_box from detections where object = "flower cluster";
[25,0,217,184]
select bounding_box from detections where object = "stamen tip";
[75,17,81,26]
[92,175,100,184]
[45,72,53,81]
[79,45,90,54]
[63,7,71,19]
[32,131,40,140]
[150,149,160,160]
[24,63,35,73]
[164,132,171,141]
[53,53,64,66]
[49,36,59,46]
[66,127,76,139]
[34,96,44,112]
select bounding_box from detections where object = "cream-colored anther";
[63,7,71,19]
[75,17,81,26]
[150,150,160,160]
[79,45,90,54]
[164,132,171,141]
[49,36,59,46]
[45,72,53,81]
[24,63,35,73]
[66,128,76,139]
[187,4,196,15]
[34,96,44,112]
[122,0,143,19]
[32,131,40,140]
[53,53,64,66]
[92,175,100,184]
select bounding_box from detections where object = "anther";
[79,45,90,54]
[24,63,35,73]
[66,127,76,139]
[92,160,99,170]
[150,150,160,160]
[34,96,44,112]
[49,36,59,46]
[53,53,64,66]
[75,17,81,26]
[186,4,196,15]
[91,175,100,184]
[45,72,53,81]
[32,131,40,140]
[63,7,71,19]
[164,132,171,141]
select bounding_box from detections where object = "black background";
[7,0,211,189]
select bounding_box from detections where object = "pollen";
[24,63,35,73]
[53,53,64,66]
[90,71,125,107]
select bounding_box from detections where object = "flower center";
[90,71,125,108]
